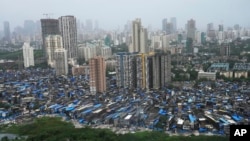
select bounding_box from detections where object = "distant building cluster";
[78,41,112,62]
[115,19,172,90]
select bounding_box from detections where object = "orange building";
[89,56,106,93]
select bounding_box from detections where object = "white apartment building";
[130,18,149,53]
[22,42,34,68]
[78,43,97,61]
[58,16,77,59]
[101,46,112,59]
[45,35,63,67]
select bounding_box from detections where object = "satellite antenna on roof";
[43,13,54,19]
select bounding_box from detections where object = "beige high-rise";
[89,56,106,94]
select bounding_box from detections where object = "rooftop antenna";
[43,13,53,19]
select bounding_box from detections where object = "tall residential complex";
[187,19,196,41]
[40,19,60,55]
[3,21,11,43]
[130,18,149,53]
[45,35,63,67]
[115,52,137,88]
[22,42,34,68]
[78,44,97,61]
[115,52,171,90]
[146,52,171,89]
[89,56,106,93]
[54,48,68,75]
[58,16,77,59]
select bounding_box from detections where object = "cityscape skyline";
[1,0,250,31]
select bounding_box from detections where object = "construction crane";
[43,13,53,19]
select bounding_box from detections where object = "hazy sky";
[1,0,250,31]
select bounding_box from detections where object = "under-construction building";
[40,19,60,58]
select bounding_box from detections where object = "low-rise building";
[198,71,216,80]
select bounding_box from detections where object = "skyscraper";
[170,17,177,33]
[3,21,11,43]
[58,15,77,59]
[89,56,106,93]
[140,28,149,53]
[40,19,60,57]
[207,23,216,40]
[45,35,63,67]
[22,42,34,68]
[187,19,196,41]
[115,52,137,88]
[131,18,141,53]
[54,48,68,75]
[166,23,173,34]
[146,52,171,89]
[130,18,149,53]
[218,24,224,32]
[162,18,168,32]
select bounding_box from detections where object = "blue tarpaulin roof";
[188,114,196,122]
[232,114,243,121]
[158,109,167,115]
[94,104,102,108]
[65,107,75,111]
[82,109,92,114]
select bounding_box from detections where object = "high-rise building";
[54,48,68,75]
[89,56,106,93]
[170,17,177,33]
[131,18,141,53]
[45,35,63,67]
[58,15,77,59]
[101,46,112,59]
[207,23,214,32]
[201,32,206,44]
[115,52,137,88]
[162,35,170,52]
[162,18,168,32]
[187,19,196,40]
[146,52,171,89]
[218,24,224,32]
[166,23,173,34]
[78,43,97,61]
[140,28,149,53]
[220,44,230,56]
[130,18,149,53]
[195,31,201,44]
[40,19,60,57]
[3,21,11,43]
[22,42,34,68]
[207,23,216,40]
